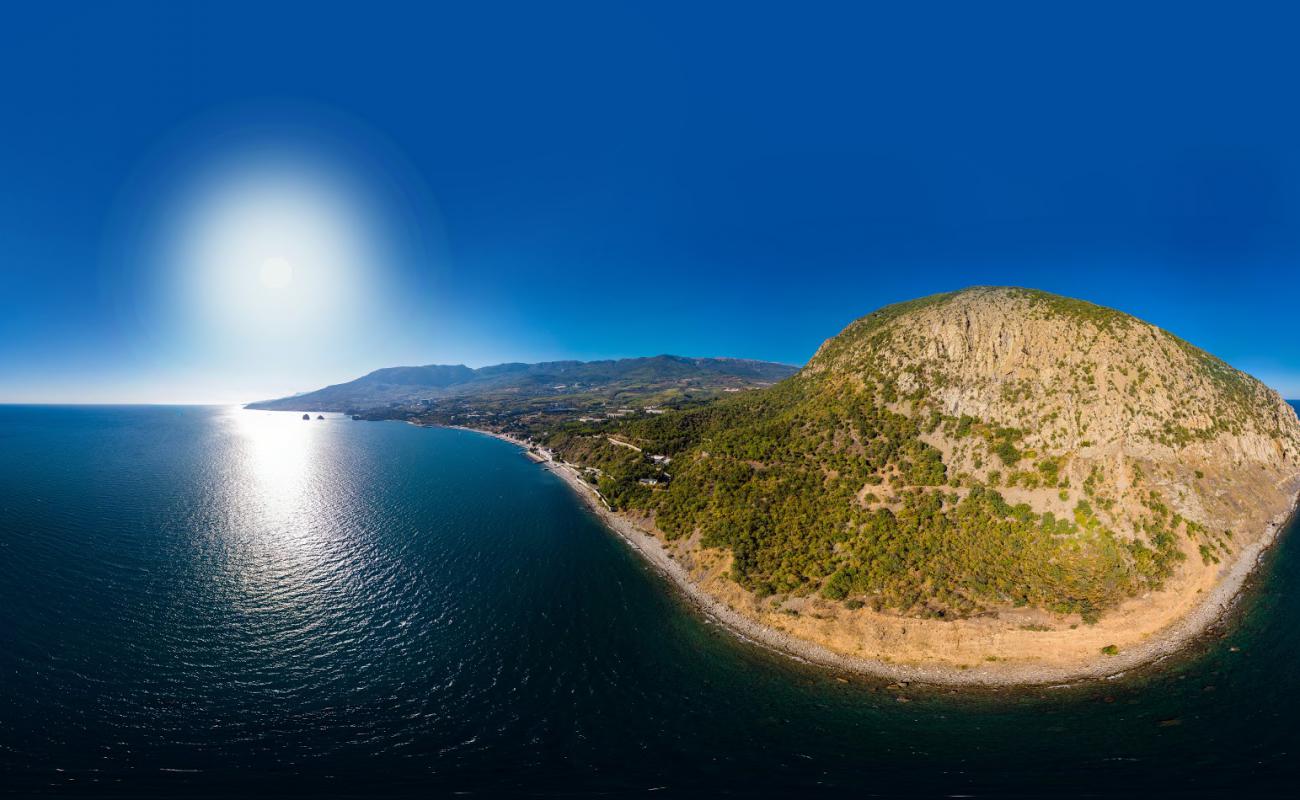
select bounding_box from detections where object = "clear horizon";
[4,336,1300,407]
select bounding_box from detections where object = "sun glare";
[164,155,382,350]
[259,256,294,290]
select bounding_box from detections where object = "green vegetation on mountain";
[550,372,1171,620]
[539,287,1300,622]
[247,355,796,415]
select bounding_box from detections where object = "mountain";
[537,287,1300,676]
[246,355,797,413]
[246,288,1300,678]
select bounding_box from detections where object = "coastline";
[448,424,1296,687]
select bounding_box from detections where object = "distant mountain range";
[246,355,797,413]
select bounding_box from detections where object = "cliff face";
[803,287,1300,554]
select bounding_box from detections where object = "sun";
[259,256,294,289]
[165,158,381,346]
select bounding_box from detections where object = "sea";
[2,404,1298,797]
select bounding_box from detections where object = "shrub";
[994,440,1022,466]
[821,570,852,601]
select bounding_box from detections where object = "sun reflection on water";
[233,408,319,531]
[217,408,347,619]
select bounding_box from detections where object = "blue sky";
[5,2,1300,402]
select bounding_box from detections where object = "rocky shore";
[449,424,1296,687]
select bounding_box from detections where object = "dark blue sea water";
[2,405,1299,797]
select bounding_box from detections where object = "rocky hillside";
[807,287,1299,469]
[575,287,1300,623]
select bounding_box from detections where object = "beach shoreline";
[445,423,1296,688]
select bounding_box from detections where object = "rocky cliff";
[804,287,1300,559]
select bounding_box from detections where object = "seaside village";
[326,376,779,511]
[520,432,673,511]
[440,397,681,511]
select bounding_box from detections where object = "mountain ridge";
[246,354,797,413]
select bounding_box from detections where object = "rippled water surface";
[3,405,1300,796]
